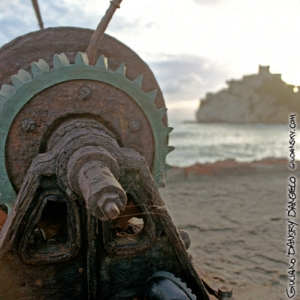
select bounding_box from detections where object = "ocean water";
[166,121,300,167]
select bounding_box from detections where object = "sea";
[166,120,299,167]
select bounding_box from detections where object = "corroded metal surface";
[0,7,232,296]
[31,0,44,30]
[0,27,166,116]
[6,80,155,192]
[0,117,210,299]
[0,53,173,206]
[86,0,123,64]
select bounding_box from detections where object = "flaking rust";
[0,1,233,299]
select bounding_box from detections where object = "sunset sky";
[1,0,299,120]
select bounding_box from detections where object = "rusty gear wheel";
[0,51,174,208]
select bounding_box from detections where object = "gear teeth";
[164,126,174,135]
[164,163,173,171]
[0,51,174,199]
[132,74,143,87]
[0,84,16,99]
[115,63,126,77]
[157,107,167,120]
[0,85,15,112]
[165,145,175,155]
[181,283,196,300]
[148,271,196,300]
[95,55,108,69]
[53,53,70,68]
[146,90,158,103]
[75,52,89,65]
[11,69,32,89]
[31,59,50,77]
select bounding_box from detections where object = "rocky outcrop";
[196,66,300,123]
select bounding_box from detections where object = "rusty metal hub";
[0,12,231,297]
[0,50,173,208]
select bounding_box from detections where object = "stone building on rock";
[196,66,299,124]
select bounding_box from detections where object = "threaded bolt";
[218,286,233,299]
[103,201,120,219]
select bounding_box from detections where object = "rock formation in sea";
[196,65,300,123]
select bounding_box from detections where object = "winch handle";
[86,0,123,65]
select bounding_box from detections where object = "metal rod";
[86,0,123,65]
[31,0,44,30]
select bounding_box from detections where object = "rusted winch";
[0,1,233,299]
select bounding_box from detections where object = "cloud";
[193,0,225,6]
[0,0,104,46]
[0,2,36,45]
[0,0,154,47]
[148,54,229,103]
[106,16,155,36]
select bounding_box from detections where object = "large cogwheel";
[0,52,174,209]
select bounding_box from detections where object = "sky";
[1,0,300,121]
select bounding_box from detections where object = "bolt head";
[22,118,36,133]
[78,86,91,101]
[128,120,142,132]
[218,286,233,299]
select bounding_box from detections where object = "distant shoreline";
[173,120,288,125]
[166,158,290,182]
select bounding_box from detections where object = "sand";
[159,159,299,300]
[0,159,297,298]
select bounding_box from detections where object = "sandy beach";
[0,158,297,299]
[160,159,299,300]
